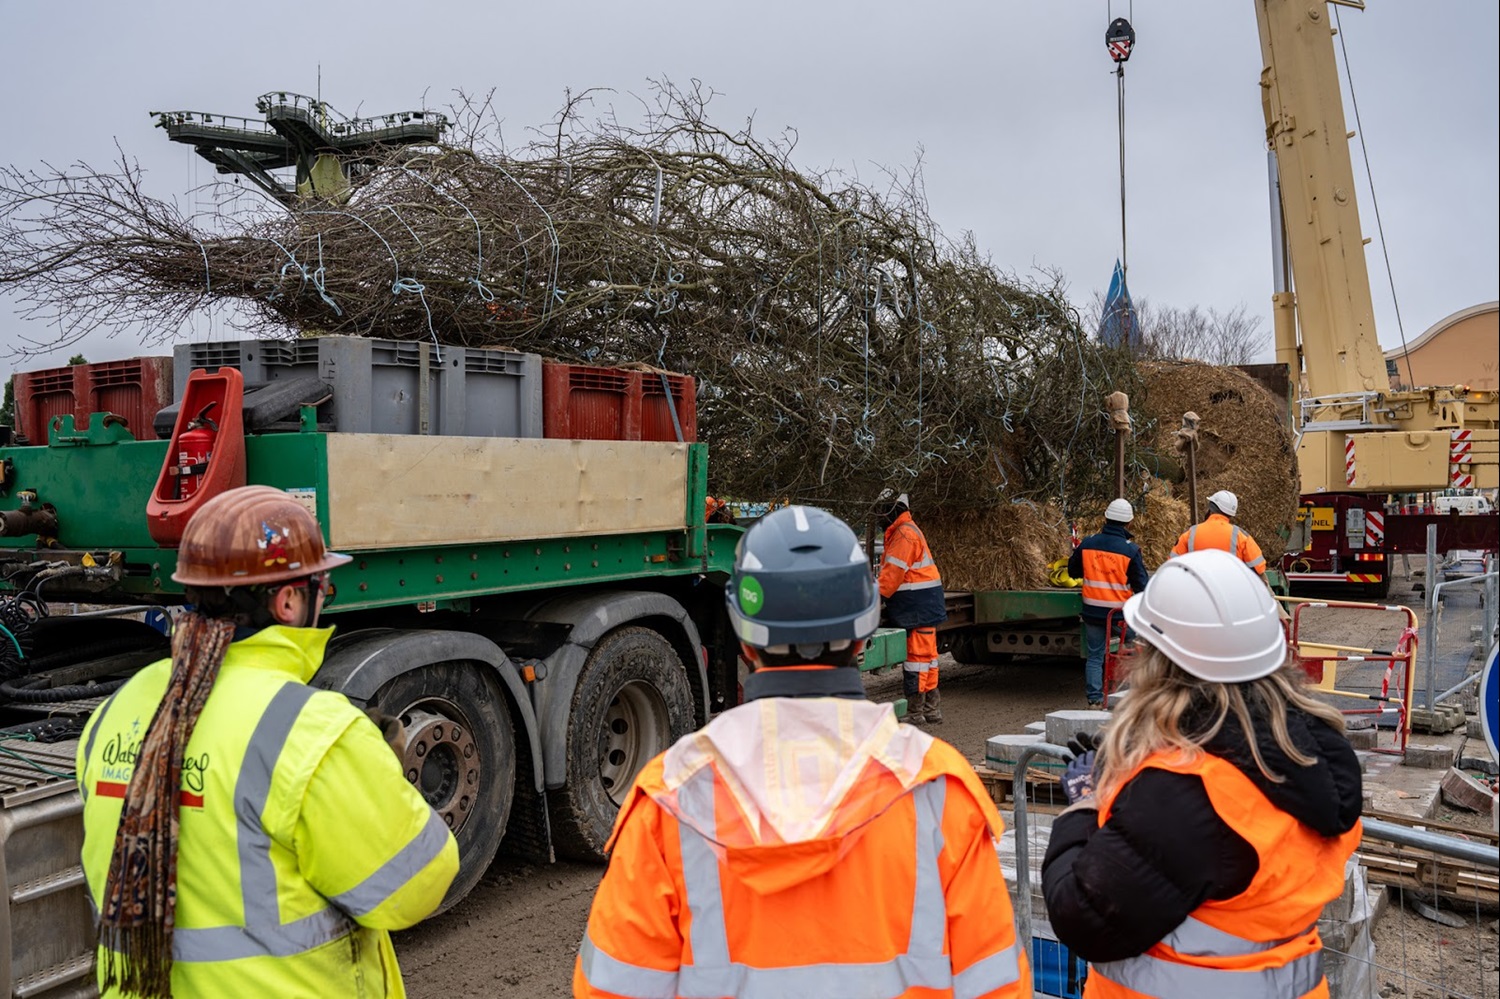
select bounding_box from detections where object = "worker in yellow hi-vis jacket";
[78,486,457,999]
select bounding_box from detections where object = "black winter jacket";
[1040,703,1363,963]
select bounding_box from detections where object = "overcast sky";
[2,0,1496,378]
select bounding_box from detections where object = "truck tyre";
[368,661,516,910]
[549,626,695,860]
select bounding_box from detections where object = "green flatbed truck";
[0,368,926,997]
[0,359,1084,997]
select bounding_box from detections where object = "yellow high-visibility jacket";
[77,625,459,998]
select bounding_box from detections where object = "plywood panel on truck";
[324,435,691,549]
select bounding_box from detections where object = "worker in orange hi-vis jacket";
[877,490,948,724]
[574,505,1031,999]
[1171,490,1267,577]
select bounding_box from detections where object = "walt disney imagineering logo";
[95,716,213,808]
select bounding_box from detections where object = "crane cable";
[1106,0,1135,278]
[1332,5,1416,387]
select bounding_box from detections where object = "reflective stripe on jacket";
[904,626,940,672]
[1083,750,1362,999]
[574,697,1030,999]
[1171,513,1267,575]
[78,625,459,998]
[880,511,948,629]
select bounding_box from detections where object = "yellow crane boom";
[1255,0,1497,494]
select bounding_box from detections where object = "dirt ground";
[396,581,1496,999]
[395,656,1079,998]
[1368,802,1499,999]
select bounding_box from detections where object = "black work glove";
[1062,731,1100,804]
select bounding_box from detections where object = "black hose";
[0,647,163,704]
[0,675,129,703]
[0,592,45,679]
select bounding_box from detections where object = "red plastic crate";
[543,364,642,440]
[86,357,173,440]
[13,366,84,442]
[641,371,697,442]
[542,363,699,442]
[12,356,173,441]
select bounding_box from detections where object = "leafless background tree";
[1086,293,1268,366]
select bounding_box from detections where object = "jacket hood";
[883,509,915,540]
[653,697,937,894]
[1195,702,1362,836]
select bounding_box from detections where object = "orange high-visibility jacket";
[1083,751,1361,999]
[880,511,948,629]
[1079,547,1134,614]
[1171,513,1267,576]
[574,697,1031,999]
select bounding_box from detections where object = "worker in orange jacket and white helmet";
[574,505,1031,999]
[1042,549,1362,998]
[1171,489,1268,576]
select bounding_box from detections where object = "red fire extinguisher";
[175,403,219,500]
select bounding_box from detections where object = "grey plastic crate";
[174,337,542,437]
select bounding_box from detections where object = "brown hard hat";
[172,486,352,587]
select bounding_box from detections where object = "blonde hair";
[1096,647,1345,800]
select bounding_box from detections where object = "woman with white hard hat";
[1041,548,1362,998]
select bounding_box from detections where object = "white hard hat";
[1122,548,1286,683]
[1206,490,1239,517]
[1105,498,1134,523]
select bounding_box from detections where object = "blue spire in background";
[1097,259,1141,350]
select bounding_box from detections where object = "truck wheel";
[549,626,694,860]
[369,662,516,910]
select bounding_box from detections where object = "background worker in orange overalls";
[1171,489,1267,576]
[1042,549,1362,998]
[877,490,948,724]
[574,505,1031,999]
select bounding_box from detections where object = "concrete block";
[1347,728,1378,750]
[1441,767,1497,813]
[1024,721,1047,735]
[1045,709,1112,747]
[1409,706,1463,734]
[1402,743,1457,770]
[1469,717,1486,738]
[1106,690,1130,709]
[985,733,1043,775]
[1460,755,1499,777]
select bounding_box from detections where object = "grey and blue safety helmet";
[725,505,881,658]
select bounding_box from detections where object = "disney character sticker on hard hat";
[739,576,764,616]
[259,520,291,569]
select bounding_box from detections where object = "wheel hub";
[597,679,671,807]
[398,707,480,833]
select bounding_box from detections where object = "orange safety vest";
[1172,513,1267,575]
[574,698,1030,999]
[1079,546,1134,612]
[1084,750,1361,999]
